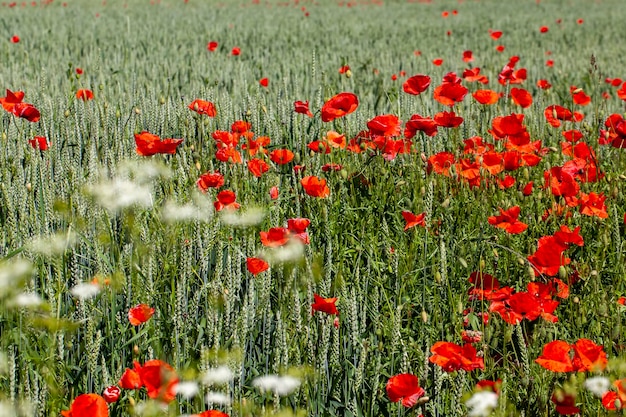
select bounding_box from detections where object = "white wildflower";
[205,391,231,405]
[252,374,301,396]
[220,207,265,227]
[161,193,214,223]
[86,178,153,212]
[584,376,611,397]
[70,282,101,300]
[466,391,499,417]
[174,381,199,399]
[202,365,234,386]
[263,240,304,264]
[0,259,32,298]
[11,292,43,308]
[28,231,75,256]
[0,402,14,417]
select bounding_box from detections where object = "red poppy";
[0,89,25,113]
[134,131,183,156]
[28,136,49,150]
[462,50,473,63]
[12,102,40,122]
[324,131,346,148]
[434,111,463,128]
[311,294,338,315]
[545,59,554,67]
[535,341,574,372]
[269,149,294,165]
[193,411,230,417]
[214,190,240,211]
[188,99,217,117]
[269,186,279,200]
[247,158,270,178]
[10,35,19,43]
[510,88,532,108]
[76,68,83,75]
[246,257,269,275]
[196,172,224,191]
[259,77,269,87]
[367,114,401,137]
[544,166,579,197]
[128,304,155,326]
[404,114,438,138]
[402,211,426,231]
[301,176,330,198]
[427,152,455,176]
[321,92,358,122]
[429,341,484,372]
[61,394,109,417]
[260,227,290,247]
[537,79,552,89]
[231,46,240,56]
[578,192,608,219]
[76,89,94,101]
[102,386,120,404]
[432,58,443,66]
[495,45,505,52]
[338,65,350,74]
[119,367,142,389]
[294,100,313,117]
[488,206,528,234]
[540,25,549,33]
[463,68,489,84]
[528,235,570,277]
[618,82,626,102]
[570,86,591,106]
[433,82,468,106]
[551,391,580,415]
[544,105,583,128]
[522,182,534,196]
[489,30,503,40]
[288,218,310,244]
[402,74,431,95]
[572,338,608,372]
[137,359,179,403]
[472,89,500,105]
[386,374,426,408]
[207,41,218,51]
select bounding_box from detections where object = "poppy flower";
[527,235,570,277]
[367,114,401,137]
[617,82,626,102]
[462,50,473,63]
[537,79,552,89]
[510,88,532,108]
[128,304,155,326]
[119,367,142,389]
[61,393,109,417]
[488,206,528,234]
[434,111,463,128]
[10,35,19,43]
[432,58,443,66]
[578,192,608,219]
[427,152,455,176]
[134,131,183,156]
[76,68,83,75]
[338,65,350,74]
[489,30,503,40]
[196,172,224,191]
[288,218,310,244]
[102,386,120,403]
[402,74,431,95]
[192,411,230,417]
[260,227,290,247]
[386,374,426,408]
[269,186,279,200]
[544,105,583,128]
[571,338,608,372]
[535,341,574,372]
[551,390,580,415]
[495,45,505,53]
[259,78,269,87]
[29,136,49,150]
[247,158,270,178]
[433,82,468,106]
[429,341,484,372]
[214,190,240,211]
[402,211,426,231]
[311,294,338,315]
[321,92,358,122]
[137,359,179,403]
[12,102,40,122]
[269,149,294,165]
[207,41,218,51]
[188,99,217,117]
[231,47,240,56]
[540,26,549,33]
[463,67,489,84]
[404,114,438,138]
[76,89,94,101]
[246,257,269,275]
[301,176,330,198]
[569,86,591,106]
[324,131,346,149]
[294,100,313,117]
[0,89,25,113]
[472,90,500,105]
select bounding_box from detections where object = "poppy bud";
[434,271,442,283]
[479,258,485,271]
[64,110,71,117]
[492,249,499,258]
[612,186,619,199]
[99,84,104,91]
[116,110,121,118]
[293,152,301,164]
[572,87,583,94]
[421,310,429,323]
[133,344,140,355]
[517,257,525,266]
[620,174,626,180]
[441,198,450,208]
[159,96,165,105]
[261,105,267,113]
[558,265,567,280]
[527,265,536,281]
[573,296,579,303]
[340,169,348,180]
[458,257,467,268]
[128,397,136,407]
[1,132,5,140]
[102,385,121,403]
[26,183,32,192]
[134,108,141,115]
[345,69,352,78]
[195,161,201,170]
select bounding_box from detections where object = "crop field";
[1,0,626,416]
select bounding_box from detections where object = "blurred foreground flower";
[70,282,101,300]
[252,374,301,396]
[465,391,498,417]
